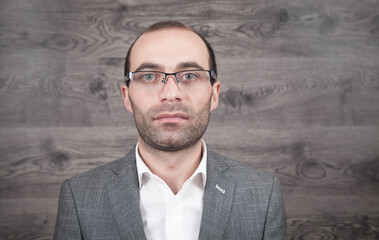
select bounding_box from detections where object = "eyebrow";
[134,63,163,72]
[134,61,205,72]
[177,62,204,70]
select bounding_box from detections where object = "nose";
[159,75,183,102]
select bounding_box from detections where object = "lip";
[154,112,188,123]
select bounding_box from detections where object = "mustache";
[150,103,191,115]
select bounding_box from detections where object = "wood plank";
[286,215,379,240]
[0,198,58,240]
[1,126,378,196]
[1,0,379,59]
[1,58,378,127]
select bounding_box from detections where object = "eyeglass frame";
[124,70,217,88]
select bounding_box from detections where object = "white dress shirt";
[135,142,207,240]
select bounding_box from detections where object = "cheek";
[129,89,156,110]
[190,91,213,111]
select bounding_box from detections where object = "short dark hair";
[124,21,217,86]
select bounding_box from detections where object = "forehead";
[130,28,209,71]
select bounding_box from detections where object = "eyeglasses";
[124,70,216,91]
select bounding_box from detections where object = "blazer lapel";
[106,148,147,240]
[198,148,235,240]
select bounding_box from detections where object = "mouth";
[154,112,188,123]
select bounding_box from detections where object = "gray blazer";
[54,147,286,240]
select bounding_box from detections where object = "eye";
[180,72,199,81]
[141,73,157,82]
[134,72,160,82]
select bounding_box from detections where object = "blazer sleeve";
[263,176,287,240]
[54,179,83,240]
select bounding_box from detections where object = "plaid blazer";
[54,146,286,240]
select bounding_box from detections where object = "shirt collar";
[135,140,207,189]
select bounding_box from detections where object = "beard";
[129,97,212,152]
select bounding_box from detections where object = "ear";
[210,81,221,112]
[121,85,133,113]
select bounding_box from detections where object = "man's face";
[121,28,220,151]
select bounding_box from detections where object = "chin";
[149,137,199,152]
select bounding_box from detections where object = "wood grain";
[287,216,379,240]
[1,0,379,239]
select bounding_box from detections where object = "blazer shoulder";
[68,147,136,187]
[208,147,277,186]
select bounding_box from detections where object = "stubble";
[129,97,212,152]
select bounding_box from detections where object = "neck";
[137,138,204,194]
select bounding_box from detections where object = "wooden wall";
[1,0,379,239]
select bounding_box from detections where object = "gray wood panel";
[1,0,379,239]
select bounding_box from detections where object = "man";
[54,21,286,240]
